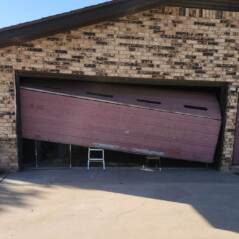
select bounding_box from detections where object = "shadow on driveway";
[0,168,239,233]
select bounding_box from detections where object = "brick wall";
[0,6,238,170]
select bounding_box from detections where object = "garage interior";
[18,75,227,169]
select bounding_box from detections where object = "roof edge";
[0,0,172,48]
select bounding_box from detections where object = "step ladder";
[87,148,106,170]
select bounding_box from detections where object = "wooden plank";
[20,88,221,163]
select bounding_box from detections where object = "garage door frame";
[15,71,228,170]
[233,100,239,165]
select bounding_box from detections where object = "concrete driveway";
[0,168,239,239]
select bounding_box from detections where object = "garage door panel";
[22,121,218,153]
[21,80,221,120]
[22,115,219,148]
[21,89,220,132]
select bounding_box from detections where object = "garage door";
[20,80,222,163]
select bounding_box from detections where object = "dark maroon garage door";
[20,81,222,163]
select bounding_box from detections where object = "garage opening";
[19,76,223,169]
[22,138,211,169]
[22,139,69,168]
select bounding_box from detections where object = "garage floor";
[0,168,239,239]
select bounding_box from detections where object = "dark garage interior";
[22,138,216,169]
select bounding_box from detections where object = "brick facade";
[0,6,238,170]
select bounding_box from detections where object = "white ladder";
[87,148,106,170]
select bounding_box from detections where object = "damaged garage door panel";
[20,85,222,163]
[21,80,222,120]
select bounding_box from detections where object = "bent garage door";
[20,80,222,163]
